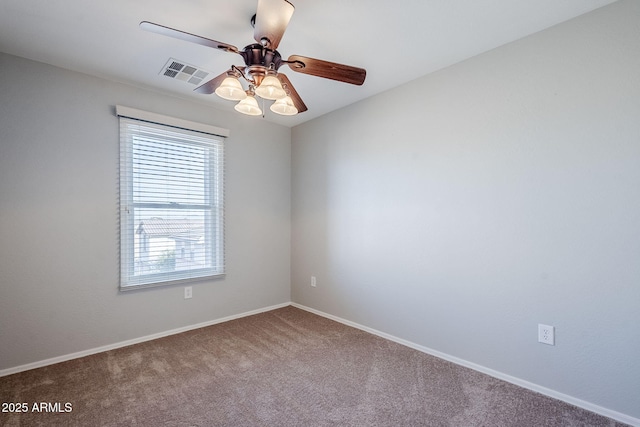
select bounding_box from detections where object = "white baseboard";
[0,302,290,378]
[291,302,639,427]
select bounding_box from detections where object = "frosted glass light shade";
[270,96,298,116]
[254,75,286,100]
[234,95,262,116]
[215,77,247,101]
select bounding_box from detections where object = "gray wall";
[291,0,640,419]
[0,53,291,370]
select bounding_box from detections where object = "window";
[117,106,227,290]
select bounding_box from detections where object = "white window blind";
[118,112,225,290]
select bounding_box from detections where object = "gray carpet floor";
[0,306,628,426]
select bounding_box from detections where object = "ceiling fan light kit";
[215,75,247,101]
[270,95,298,116]
[234,90,263,116]
[254,72,287,100]
[141,0,366,117]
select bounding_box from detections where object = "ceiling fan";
[141,0,367,116]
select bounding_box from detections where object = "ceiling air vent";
[160,58,211,86]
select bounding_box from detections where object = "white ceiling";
[0,0,617,127]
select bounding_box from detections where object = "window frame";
[116,106,228,291]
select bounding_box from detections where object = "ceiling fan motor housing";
[240,44,283,85]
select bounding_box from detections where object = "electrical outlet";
[538,324,555,345]
[310,276,317,287]
[184,286,192,299]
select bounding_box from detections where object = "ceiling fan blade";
[253,0,294,49]
[277,73,307,113]
[286,55,366,86]
[140,21,239,54]
[194,71,232,95]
